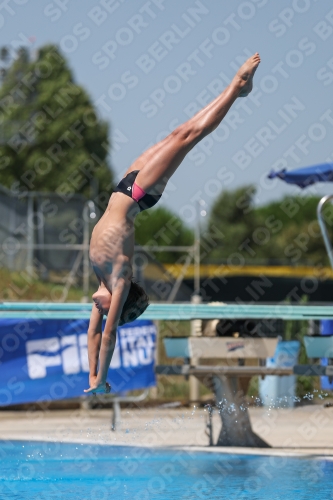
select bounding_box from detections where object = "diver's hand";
[84,376,111,394]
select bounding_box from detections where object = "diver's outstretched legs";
[131,53,260,193]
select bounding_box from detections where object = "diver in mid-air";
[84,53,261,394]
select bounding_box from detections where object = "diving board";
[0,302,332,320]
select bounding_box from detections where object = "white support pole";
[83,212,89,303]
[194,202,201,296]
[189,200,205,403]
[82,201,96,303]
[26,194,34,272]
[189,294,202,403]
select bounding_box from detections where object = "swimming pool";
[1,441,332,499]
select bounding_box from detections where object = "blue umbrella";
[268,163,333,188]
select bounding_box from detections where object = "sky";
[1,0,333,225]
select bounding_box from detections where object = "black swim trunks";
[114,170,161,211]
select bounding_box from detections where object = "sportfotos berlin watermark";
[1,3,333,497]
[139,35,315,171]
[0,0,32,29]
[89,0,271,169]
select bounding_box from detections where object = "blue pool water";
[1,441,332,499]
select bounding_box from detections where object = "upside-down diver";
[84,53,261,394]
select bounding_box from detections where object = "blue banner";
[0,318,156,406]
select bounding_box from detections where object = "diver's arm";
[84,278,130,393]
[86,304,103,382]
[96,280,130,384]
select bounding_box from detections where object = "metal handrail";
[317,194,333,269]
[109,388,149,404]
[109,389,149,431]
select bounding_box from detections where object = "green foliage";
[205,185,258,261]
[0,45,113,204]
[203,185,333,266]
[135,206,194,262]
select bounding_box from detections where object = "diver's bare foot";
[233,53,261,97]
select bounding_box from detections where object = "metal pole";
[82,201,96,302]
[8,192,16,270]
[317,195,333,269]
[37,198,46,278]
[26,194,34,272]
[189,294,202,403]
[189,199,206,403]
[167,251,194,303]
[194,201,200,295]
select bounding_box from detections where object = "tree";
[204,185,260,262]
[135,206,194,262]
[0,45,113,205]
[255,195,333,266]
[203,185,333,266]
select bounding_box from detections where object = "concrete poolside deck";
[0,404,332,457]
